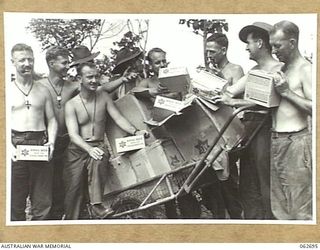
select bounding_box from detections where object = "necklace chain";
[48,77,64,96]
[48,78,64,108]
[79,93,97,137]
[14,80,34,96]
[14,80,34,109]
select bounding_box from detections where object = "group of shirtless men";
[9,19,312,221]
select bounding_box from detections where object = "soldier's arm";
[232,65,245,84]
[99,67,138,93]
[226,74,248,97]
[104,93,137,135]
[43,87,58,158]
[274,65,312,115]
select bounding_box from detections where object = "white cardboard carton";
[16,145,50,161]
[244,70,281,108]
[191,69,228,92]
[158,67,190,94]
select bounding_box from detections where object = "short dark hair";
[248,30,271,52]
[11,43,33,56]
[45,46,69,65]
[147,48,166,62]
[272,20,299,42]
[76,62,96,76]
[206,33,229,49]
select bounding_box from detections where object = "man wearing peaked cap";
[238,22,274,43]
[213,21,283,220]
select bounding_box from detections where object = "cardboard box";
[16,145,49,161]
[129,139,185,182]
[158,67,190,95]
[191,69,228,92]
[244,70,281,108]
[104,155,138,195]
[115,135,145,153]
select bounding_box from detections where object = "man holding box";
[64,62,147,219]
[10,43,58,221]
[269,21,312,220]
[200,33,244,219]
[214,22,283,219]
[134,48,183,100]
[39,45,139,219]
[206,33,244,86]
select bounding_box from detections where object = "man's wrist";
[46,141,55,147]
[130,127,138,135]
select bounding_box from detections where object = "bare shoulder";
[228,63,243,72]
[97,88,112,102]
[65,94,79,109]
[65,80,80,91]
[272,62,284,72]
[299,59,312,74]
[34,81,51,96]
[137,78,151,87]
[37,78,49,86]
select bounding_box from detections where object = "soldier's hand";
[122,67,138,83]
[212,93,234,106]
[273,71,290,97]
[44,142,55,161]
[88,147,104,161]
[11,144,17,162]
[149,85,170,97]
[135,129,150,138]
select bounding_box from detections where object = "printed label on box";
[115,135,145,153]
[16,145,49,161]
[154,96,184,113]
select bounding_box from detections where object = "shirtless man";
[206,33,244,85]
[201,33,244,219]
[133,47,174,99]
[64,62,147,219]
[40,46,138,219]
[215,22,283,219]
[269,21,312,220]
[10,43,58,221]
[38,46,79,219]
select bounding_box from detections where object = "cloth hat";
[239,22,273,43]
[112,47,143,74]
[70,45,100,67]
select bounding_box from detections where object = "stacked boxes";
[104,139,185,195]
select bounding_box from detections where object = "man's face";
[269,30,291,63]
[149,51,167,75]
[49,55,70,77]
[11,50,34,78]
[206,41,226,65]
[245,33,260,61]
[80,65,99,92]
